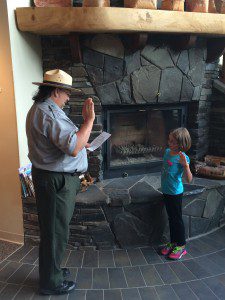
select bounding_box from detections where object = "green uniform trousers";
[32,167,80,289]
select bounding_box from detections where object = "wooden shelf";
[15,7,225,36]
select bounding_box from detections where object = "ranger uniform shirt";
[26,98,88,173]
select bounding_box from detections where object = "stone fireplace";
[22,33,225,250]
[43,33,217,181]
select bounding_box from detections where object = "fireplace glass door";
[103,105,186,178]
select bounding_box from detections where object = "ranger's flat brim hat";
[32,69,82,93]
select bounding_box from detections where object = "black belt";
[32,166,82,177]
[67,171,82,177]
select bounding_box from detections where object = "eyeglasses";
[61,89,71,97]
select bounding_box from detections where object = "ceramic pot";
[161,0,184,11]
[124,0,157,9]
[34,0,72,6]
[82,0,110,7]
[185,0,209,12]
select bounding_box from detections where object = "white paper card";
[87,131,111,152]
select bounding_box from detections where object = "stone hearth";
[23,174,225,249]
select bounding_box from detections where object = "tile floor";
[1,227,225,299]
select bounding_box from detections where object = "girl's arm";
[183,164,193,183]
[179,152,193,183]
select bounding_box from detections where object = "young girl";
[161,127,192,260]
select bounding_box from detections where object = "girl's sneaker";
[160,242,174,256]
[168,246,187,260]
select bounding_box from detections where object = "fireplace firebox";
[103,105,187,178]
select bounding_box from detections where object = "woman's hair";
[170,127,192,152]
[32,86,56,102]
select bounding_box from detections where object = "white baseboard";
[0,230,24,244]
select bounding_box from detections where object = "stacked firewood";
[194,155,225,179]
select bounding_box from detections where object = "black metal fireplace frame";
[102,103,188,179]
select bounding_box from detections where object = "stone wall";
[41,34,219,179]
[23,175,225,249]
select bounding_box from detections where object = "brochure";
[87,131,111,152]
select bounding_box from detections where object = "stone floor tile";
[154,263,180,284]
[138,287,158,300]
[0,283,21,299]
[205,231,225,246]
[0,260,9,271]
[21,247,39,264]
[108,267,127,288]
[2,226,225,299]
[185,240,206,257]
[182,259,211,279]
[14,285,36,300]
[86,289,103,300]
[34,258,39,266]
[23,265,39,287]
[76,268,92,289]
[32,291,50,299]
[215,273,225,286]
[113,250,131,267]
[67,267,78,281]
[168,261,197,282]
[192,239,216,255]
[217,249,225,259]
[187,280,218,299]
[195,256,225,276]
[82,250,98,268]
[0,241,21,262]
[68,289,86,300]
[66,250,84,268]
[0,261,22,282]
[7,263,34,285]
[99,250,115,268]
[0,281,6,292]
[207,252,225,269]
[155,284,179,300]
[93,268,109,289]
[200,236,225,252]
[51,293,68,300]
[201,235,225,251]
[123,266,145,288]
[104,289,122,300]
[61,249,70,267]
[140,265,163,286]
[140,247,163,264]
[127,249,147,266]
[6,245,33,263]
[121,288,141,300]
[203,276,225,299]
[171,282,198,300]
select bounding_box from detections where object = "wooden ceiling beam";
[15,7,225,36]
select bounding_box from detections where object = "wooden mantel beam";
[15,7,225,36]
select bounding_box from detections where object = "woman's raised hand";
[82,98,95,122]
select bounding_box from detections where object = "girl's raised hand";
[179,151,188,168]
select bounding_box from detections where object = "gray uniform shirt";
[26,98,88,173]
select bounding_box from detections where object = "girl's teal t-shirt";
[161,148,190,195]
